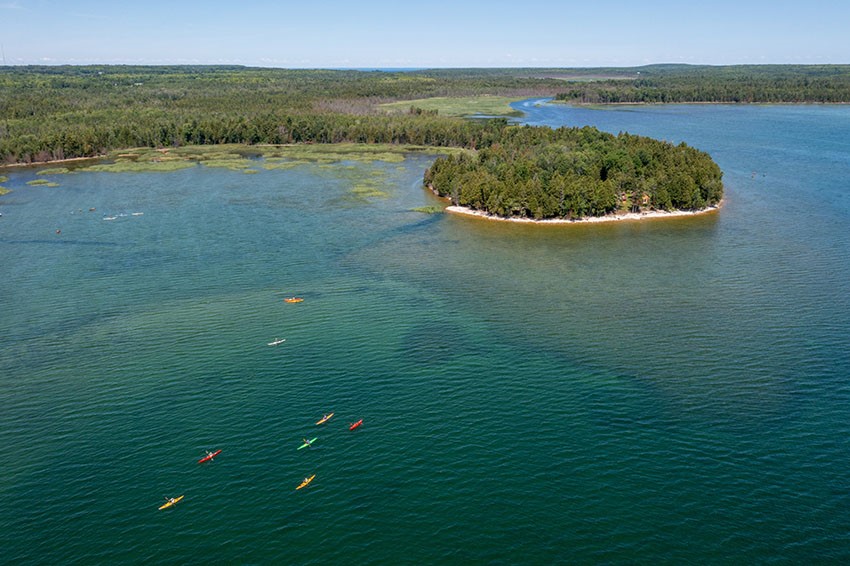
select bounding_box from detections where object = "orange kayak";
[296,475,315,490]
[283,297,304,303]
[349,419,363,431]
[316,413,334,425]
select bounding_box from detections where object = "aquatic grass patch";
[351,184,389,198]
[0,186,10,195]
[200,159,253,171]
[78,143,462,182]
[311,161,396,202]
[37,167,73,175]
[412,206,443,214]
[82,160,197,173]
[380,96,522,117]
[268,144,408,163]
[262,160,309,170]
[99,143,460,171]
[26,179,60,187]
[256,143,460,162]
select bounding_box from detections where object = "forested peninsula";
[17,64,846,219]
[425,127,722,219]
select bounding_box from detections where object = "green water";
[2,104,850,563]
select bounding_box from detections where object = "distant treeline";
[553,64,850,104]
[425,125,723,219]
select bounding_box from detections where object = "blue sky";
[2,0,849,67]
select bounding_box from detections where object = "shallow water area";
[2,104,850,562]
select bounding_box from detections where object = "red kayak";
[198,449,221,464]
[349,419,363,431]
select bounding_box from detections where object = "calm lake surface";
[2,101,849,563]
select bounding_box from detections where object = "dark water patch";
[400,321,469,366]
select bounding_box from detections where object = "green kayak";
[298,437,318,450]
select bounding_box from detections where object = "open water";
[1,101,849,564]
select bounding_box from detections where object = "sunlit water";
[2,102,849,563]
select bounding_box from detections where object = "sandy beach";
[444,202,722,224]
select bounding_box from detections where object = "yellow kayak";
[296,475,315,490]
[316,412,334,425]
[158,495,184,510]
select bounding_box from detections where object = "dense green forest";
[424,126,723,218]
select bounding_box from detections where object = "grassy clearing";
[26,179,60,187]
[379,96,522,117]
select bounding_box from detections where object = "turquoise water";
[2,103,850,563]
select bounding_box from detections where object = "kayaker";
[302,438,312,446]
